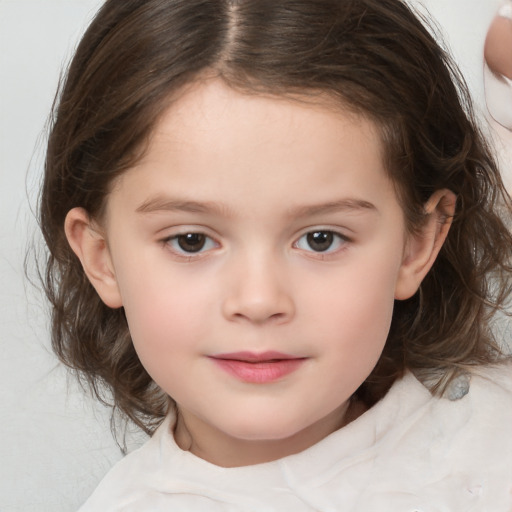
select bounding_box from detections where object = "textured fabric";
[78,365,512,512]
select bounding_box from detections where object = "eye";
[165,232,218,254]
[294,230,347,253]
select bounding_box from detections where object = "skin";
[65,79,454,468]
[485,13,512,80]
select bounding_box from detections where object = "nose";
[221,253,295,325]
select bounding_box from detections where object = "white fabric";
[498,2,512,19]
[78,365,512,512]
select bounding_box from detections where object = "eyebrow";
[288,199,378,218]
[136,197,229,215]
[135,196,378,217]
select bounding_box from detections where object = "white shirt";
[78,365,512,511]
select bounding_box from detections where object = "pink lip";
[209,351,306,383]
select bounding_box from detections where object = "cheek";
[353,264,398,338]
[307,254,398,322]
[118,275,207,372]
[301,252,400,362]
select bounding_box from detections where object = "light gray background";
[0,1,510,511]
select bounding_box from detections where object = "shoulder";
[471,360,512,392]
[420,362,512,461]
[77,420,170,512]
[374,362,512,459]
[460,362,512,441]
[445,363,512,453]
[361,363,512,510]
[76,415,250,512]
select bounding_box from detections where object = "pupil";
[177,233,206,252]
[307,231,333,252]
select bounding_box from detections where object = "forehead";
[108,78,397,220]
[155,78,378,143]
[144,80,381,165]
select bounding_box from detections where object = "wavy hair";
[40,0,512,433]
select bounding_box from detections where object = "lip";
[208,351,307,384]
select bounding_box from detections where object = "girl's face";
[82,80,427,467]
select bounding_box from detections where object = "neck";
[173,399,365,468]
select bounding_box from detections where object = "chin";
[223,416,314,444]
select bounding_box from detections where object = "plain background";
[0,1,510,510]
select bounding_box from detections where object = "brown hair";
[40,0,512,434]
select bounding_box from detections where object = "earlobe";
[394,189,456,300]
[64,207,123,308]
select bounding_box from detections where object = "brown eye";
[306,231,335,252]
[165,232,218,257]
[295,230,347,254]
[176,233,207,253]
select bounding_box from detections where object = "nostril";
[222,291,295,324]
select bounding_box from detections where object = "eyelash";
[161,229,351,258]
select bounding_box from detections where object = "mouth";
[208,351,307,384]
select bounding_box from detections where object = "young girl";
[40,0,512,509]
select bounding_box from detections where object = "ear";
[394,189,456,300]
[64,207,123,308]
